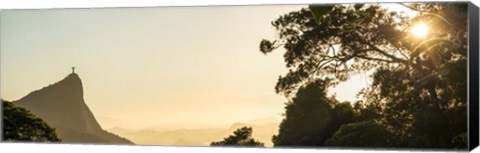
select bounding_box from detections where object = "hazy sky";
[1,4,414,130]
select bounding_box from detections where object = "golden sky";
[1,4,415,130]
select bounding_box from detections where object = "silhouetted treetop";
[211,127,264,147]
[262,2,467,149]
[260,3,467,96]
[273,80,357,146]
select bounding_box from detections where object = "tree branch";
[399,3,429,13]
[353,30,409,64]
[410,38,453,58]
[356,55,397,63]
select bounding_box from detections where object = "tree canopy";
[2,100,61,142]
[272,80,334,146]
[260,3,467,97]
[261,3,467,149]
[325,120,396,147]
[272,80,358,147]
[211,127,264,147]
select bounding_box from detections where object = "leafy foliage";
[2,100,61,142]
[211,127,264,147]
[272,80,333,146]
[309,5,334,23]
[260,3,466,97]
[261,3,468,149]
[272,80,357,146]
[261,4,413,95]
[325,120,396,147]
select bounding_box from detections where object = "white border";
[0,0,475,9]
[0,0,478,153]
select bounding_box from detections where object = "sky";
[1,4,415,130]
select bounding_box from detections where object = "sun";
[411,22,429,37]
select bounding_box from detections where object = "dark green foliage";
[261,2,468,149]
[273,80,333,146]
[325,120,396,147]
[327,102,356,137]
[2,100,60,142]
[359,63,467,149]
[309,5,334,23]
[409,103,467,148]
[451,133,468,148]
[211,127,264,147]
[273,80,356,147]
[352,100,382,121]
[261,4,412,96]
[259,39,277,54]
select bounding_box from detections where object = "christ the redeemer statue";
[72,67,75,73]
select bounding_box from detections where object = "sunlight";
[411,22,429,37]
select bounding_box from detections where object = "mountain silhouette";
[14,73,133,144]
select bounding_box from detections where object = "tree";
[211,127,264,147]
[325,120,396,147]
[260,4,411,96]
[272,80,333,146]
[261,3,467,148]
[261,3,466,97]
[360,64,467,148]
[2,100,61,142]
[272,80,356,147]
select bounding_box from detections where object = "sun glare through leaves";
[411,22,429,37]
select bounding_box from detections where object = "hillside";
[14,73,133,144]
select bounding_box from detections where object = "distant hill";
[108,119,279,147]
[108,127,226,146]
[173,138,208,146]
[14,73,133,144]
